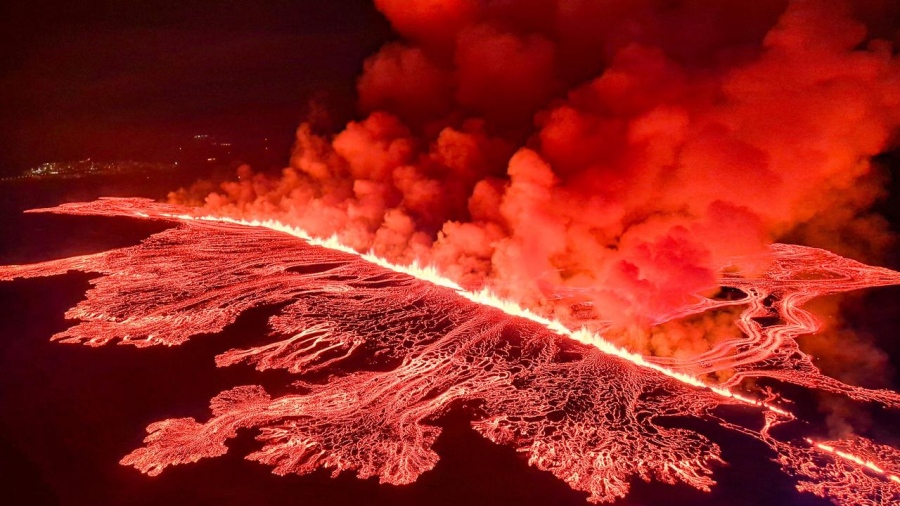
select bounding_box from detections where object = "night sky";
[3,2,900,505]
[0,1,392,175]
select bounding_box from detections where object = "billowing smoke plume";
[172,0,900,337]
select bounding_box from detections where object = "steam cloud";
[171,0,900,344]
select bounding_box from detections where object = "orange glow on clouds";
[2,197,899,504]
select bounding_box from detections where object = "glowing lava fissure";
[2,197,900,505]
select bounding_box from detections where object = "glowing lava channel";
[807,438,900,484]
[174,210,794,417]
[2,197,900,505]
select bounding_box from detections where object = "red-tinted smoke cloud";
[172,0,900,334]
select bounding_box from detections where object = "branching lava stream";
[1,197,899,505]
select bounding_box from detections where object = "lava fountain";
[5,1,900,503]
[1,197,899,505]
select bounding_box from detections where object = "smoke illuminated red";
[4,0,900,504]
[171,0,900,339]
[1,197,899,504]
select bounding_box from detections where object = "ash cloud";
[172,0,900,336]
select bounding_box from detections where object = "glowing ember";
[1,197,899,505]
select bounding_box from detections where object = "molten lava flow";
[647,244,900,408]
[171,0,900,342]
[1,197,900,505]
[770,437,900,505]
